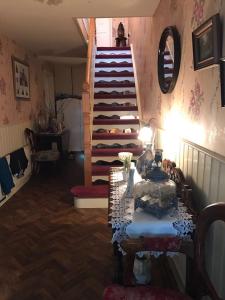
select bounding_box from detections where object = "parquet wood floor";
[0,155,177,300]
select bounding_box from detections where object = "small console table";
[35,130,70,158]
[109,167,195,295]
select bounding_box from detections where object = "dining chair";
[24,128,60,174]
[103,202,225,300]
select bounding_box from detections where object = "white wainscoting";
[156,128,225,299]
[0,121,32,206]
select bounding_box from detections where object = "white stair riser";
[95,77,135,82]
[94,98,137,105]
[164,63,173,68]
[93,124,140,131]
[97,50,131,55]
[94,87,136,93]
[92,175,109,181]
[96,58,132,64]
[95,67,133,73]
[91,156,139,163]
[93,111,138,118]
[92,139,141,146]
[74,197,108,208]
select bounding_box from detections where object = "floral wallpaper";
[129,0,225,157]
[191,0,206,28]
[188,80,204,120]
[0,34,46,126]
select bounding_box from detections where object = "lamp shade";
[138,126,153,145]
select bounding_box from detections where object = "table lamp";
[136,120,155,178]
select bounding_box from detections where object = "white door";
[96,18,112,47]
[57,99,83,151]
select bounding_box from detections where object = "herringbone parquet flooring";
[0,156,177,300]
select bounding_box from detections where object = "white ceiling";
[0,0,160,62]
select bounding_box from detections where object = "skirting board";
[74,197,108,208]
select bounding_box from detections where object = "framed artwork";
[220,59,225,107]
[192,13,221,71]
[12,57,30,99]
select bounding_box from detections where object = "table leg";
[113,242,123,284]
[123,250,136,286]
[186,255,196,297]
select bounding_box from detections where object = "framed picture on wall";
[12,57,30,99]
[192,13,221,71]
[220,59,225,107]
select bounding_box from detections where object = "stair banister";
[82,18,96,186]
[130,43,143,121]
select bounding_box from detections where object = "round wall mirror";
[158,26,181,94]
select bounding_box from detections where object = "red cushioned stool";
[71,185,109,208]
[103,285,191,300]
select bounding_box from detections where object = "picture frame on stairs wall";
[220,59,225,107]
[192,13,221,71]
[12,56,30,100]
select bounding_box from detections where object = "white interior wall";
[96,18,112,47]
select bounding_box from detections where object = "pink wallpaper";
[129,0,225,157]
[0,34,45,126]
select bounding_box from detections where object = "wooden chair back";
[195,202,225,300]
[24,128,36,152]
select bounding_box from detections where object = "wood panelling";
[0,121,32,206]
[0,121,31,157]
[157,128,225,299]
[0,122,31,206]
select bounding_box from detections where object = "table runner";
[109,168,195,256]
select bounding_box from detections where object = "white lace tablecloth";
[109,168,195,256]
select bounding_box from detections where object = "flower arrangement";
[118,152,133,172]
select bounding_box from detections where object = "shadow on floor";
[0,152,177,300]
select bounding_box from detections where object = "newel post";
[82,81,92,186]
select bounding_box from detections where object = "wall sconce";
[138,125,154,147]
[136,119,156,178]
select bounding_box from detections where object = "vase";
[37,111,48,132]
[133,252,151,285]
[122,169,129,181]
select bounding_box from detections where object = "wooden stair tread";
[94,82,135,88]
[97,46,131,51]
[92,132,138,140]
[93,119,139,125]
[95,71,134,77]
[71,185,109,198]
[92,165,115,175]
[95,62,132,68]
[96,54,132,59]
[92,147,143,156]
[94,93,136,99]
[94,105,137,111]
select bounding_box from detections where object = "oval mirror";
[158,26,181,94]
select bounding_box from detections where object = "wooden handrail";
[82,18,96,186]
[85,18,95,85]
[76,18,89,44]
[130,43,143,120]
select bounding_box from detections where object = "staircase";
[92,46,142,184]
